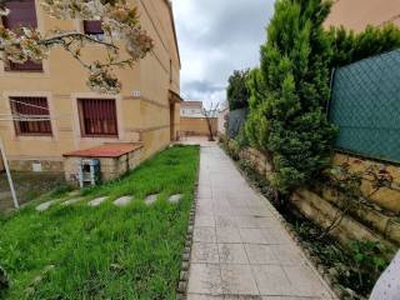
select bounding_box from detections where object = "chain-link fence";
[228,108,248,139]
[328,49,400,163]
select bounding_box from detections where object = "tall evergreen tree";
[245,0,337,195]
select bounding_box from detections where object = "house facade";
[325,0,400,32]
[0,0,181,172]
[180,101,203,118]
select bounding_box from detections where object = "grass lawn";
[0,145,199,299]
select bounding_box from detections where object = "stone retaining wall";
[223,139,400,250]
[8,159,63,172]
[0,192,13,212]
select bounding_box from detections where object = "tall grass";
[0,145,199,299]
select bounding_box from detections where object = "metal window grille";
[10,97,52,136]
[78,98,118,137]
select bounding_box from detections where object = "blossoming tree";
[0,0,154,93]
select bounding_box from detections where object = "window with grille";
[10,97,52,136]
[78,99,118,137]
[83,20,104,40]
[2,0,43,71]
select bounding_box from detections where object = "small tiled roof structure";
[63,143,143,158]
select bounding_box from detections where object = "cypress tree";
[245,0,337,195]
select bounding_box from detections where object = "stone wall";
[224,139,400,249]
[334,153,400,214]
[8,159,63,172]
[0,192,13,212]
[63,148,143,186]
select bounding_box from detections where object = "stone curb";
[176,160,200,300]
[220,143,366,300]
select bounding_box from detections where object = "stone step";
[168,194,182,204]
[145,194,159,206]
[88,196,108,207]
[113,196,133,207]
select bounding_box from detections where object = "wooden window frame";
[77,98,119,138]
[10,96,52,136]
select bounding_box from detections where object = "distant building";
[180,101,204,118]
[325,0,400,32]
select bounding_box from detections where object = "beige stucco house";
[325,0,400,32]
[0,0,181,175]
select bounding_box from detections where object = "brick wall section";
[63,148,143,186]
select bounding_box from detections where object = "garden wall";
[180,117,218,136]
[224,139,400,251]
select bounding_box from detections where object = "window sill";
[81,135,119,139]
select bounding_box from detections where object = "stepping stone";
[62,197,84,206]
[67,191,80,197]
[168,194,182,204]
[88,197,108,207]
[145,194,159,206]
[36,200,58,212]
[113,196,133,207]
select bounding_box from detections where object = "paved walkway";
[187,145,336,299]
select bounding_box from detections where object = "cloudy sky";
[172,0,275,108]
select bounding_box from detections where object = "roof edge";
[163,0,181,69]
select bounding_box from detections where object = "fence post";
[0,138,19,209]
[326,67,336,118]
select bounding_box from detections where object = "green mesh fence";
[228,108,248,139]
[329,49,400,163]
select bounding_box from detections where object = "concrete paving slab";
[191,243,219,264]
[218,243,248,264]
[187,263,222,295]
[220,264,259,295]
[88,197,108,207]
[187,145,336,299]
[193,227,217,243]
[113,196,133,207]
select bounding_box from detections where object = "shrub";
[245,0,337,195]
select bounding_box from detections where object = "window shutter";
[83,20,104,35]
[3,0,42,71]
[3,0,38,29]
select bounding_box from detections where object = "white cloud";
[172,0,275,107]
